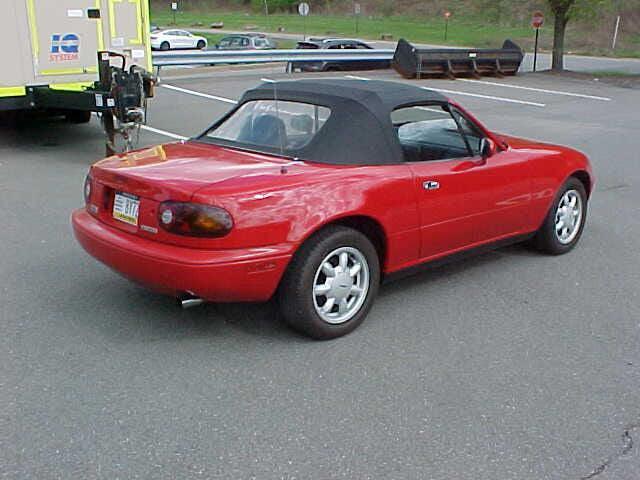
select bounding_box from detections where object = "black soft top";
[201,79,450,165]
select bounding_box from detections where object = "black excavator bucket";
[392,39,524,79]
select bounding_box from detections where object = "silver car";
[216,34,276,50]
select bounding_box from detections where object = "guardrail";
[152,40,524,79]
[152,49,394,68]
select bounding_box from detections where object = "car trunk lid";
[88,141,293,241]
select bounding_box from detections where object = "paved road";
[183,26,640,74]
[2,69,639,479]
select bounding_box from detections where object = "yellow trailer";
[1,0,153,124]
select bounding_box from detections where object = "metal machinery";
[392,39,525,79]
[1,0,155,154]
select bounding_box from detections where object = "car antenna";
[261,0,285,157]
[260,76,285,157]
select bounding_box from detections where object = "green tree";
[547,0,611,71]
[547,0,576,71]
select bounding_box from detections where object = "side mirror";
[480,137,496,159]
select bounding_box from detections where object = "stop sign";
[532,11,544,28]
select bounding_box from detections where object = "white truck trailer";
[1,0,155,152]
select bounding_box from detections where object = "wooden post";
[612,15,621,50]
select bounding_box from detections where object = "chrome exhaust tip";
[179,294,204,309]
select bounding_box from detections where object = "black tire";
[323,65,342,72]
[530,177,588,255]
[160,41,170,51]
[65,110,92,124]
[278,226,380,340]
[197,40,206,50]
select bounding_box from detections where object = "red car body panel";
[72,117,593,303]
[72,209,292,301]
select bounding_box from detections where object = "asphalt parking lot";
[2,67,640,479]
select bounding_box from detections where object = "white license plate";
[113,192,140,226]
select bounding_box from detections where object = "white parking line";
[159,84,238,104]
[344,75,371,81]
[422,86,546,107]
[161,77,544,109]
[458,78,612,101]
[140,125,188,140]
[91,112,188,141]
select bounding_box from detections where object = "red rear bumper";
[72,209,293,302]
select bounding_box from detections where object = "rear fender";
[191,164,420,270]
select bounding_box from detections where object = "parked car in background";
[215,34,276,50]
[150,30,207,51]
[289,38,390,72]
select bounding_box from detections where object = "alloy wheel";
[555,189,583,245]
[312,246,370,325]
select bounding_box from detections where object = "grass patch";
[574,48,640,59]
[580,70,640,77]
[198,32,226,46]
[151,9,639,58]
[152,10,536,49]
[172,28,297,49]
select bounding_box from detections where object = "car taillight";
[158,202,233,238]
[150,35,157,40]
[84,175,92,203]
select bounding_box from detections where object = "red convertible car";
[72,80,593,339]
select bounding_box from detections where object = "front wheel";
[278,226,380,339]
[531,177,588,255]
[196,40,206,50]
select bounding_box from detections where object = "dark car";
[216,33,276,50]
[289,38,390,72]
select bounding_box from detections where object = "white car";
[150,30,207,51]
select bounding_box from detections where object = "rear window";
[205,100,331,152]
[297,42,320,49]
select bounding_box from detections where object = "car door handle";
[452,158,486,172]
[423,180,440,190]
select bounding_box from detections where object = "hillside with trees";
[151,0,640,61]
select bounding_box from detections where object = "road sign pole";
[533,27,539,72]
[298,3,310,41]
[531,11,544,72]
[443,12,451,42]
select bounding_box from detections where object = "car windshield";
[203,100,331,154]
